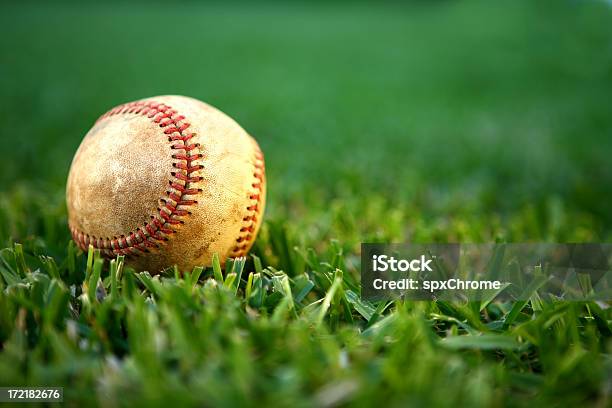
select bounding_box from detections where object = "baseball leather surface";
[66,95,266,273]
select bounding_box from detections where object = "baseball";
[66,95,266,273]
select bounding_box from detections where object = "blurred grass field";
[0,1,611,406]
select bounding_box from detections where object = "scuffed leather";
[66,95,266,273]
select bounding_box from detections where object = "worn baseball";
[66,95,266,273]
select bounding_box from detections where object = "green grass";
[1,0,612,406]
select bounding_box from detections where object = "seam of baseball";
[69,100,203,257]
[231,145,265,257]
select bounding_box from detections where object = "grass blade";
[212,253,224,283]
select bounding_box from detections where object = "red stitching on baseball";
[69,100,203,257]
[231,145,265,257]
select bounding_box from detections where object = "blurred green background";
[2,0,611,242]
